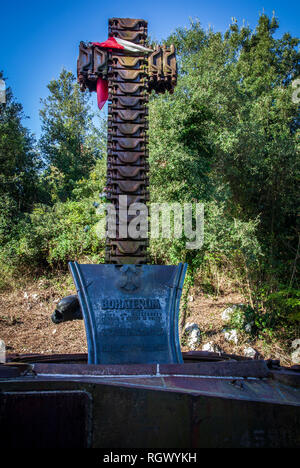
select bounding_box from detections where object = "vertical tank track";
[106,18,150,264]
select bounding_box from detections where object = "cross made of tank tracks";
[77,17,177,265]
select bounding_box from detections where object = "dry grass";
[0,272,87,355]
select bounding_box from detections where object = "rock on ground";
[291,339,300,350]
[243,346,258,359]
[183,322,201,351]
[202,342,222,353]
[223,329,239,345]
[0,339,5,363]
[221,304,244,321]
[291,339,300,364]
[244,322,254,333]
[221,307,235,321]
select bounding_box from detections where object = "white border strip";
[36,373,260,380]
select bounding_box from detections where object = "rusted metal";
[77,18,177,264]
[1,357,300,447]
[109,18,148,44]
[0,363,33,378]
[148,44,177,94]
[30,360,270,379]
[7,353,88,364]
[106,20,150,264]
[77,42,108,92]
[4,350,257,364]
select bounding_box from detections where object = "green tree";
[0,71,40,249]
[148,13,299,324]
[221,16,300,253]
[0,71,39,212]
[163,15,299,281]
[39,68,105,202]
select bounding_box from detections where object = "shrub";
[0,197,105,287]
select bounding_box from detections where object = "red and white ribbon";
[91,37,152,109]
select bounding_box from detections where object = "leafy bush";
[226,288,300,339]
[265,289,300,323]
[0,197,105,288]
[149,200,262,293]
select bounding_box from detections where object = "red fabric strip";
[91,37,124,109]
[96,77,108,110]
[92,37,124,49]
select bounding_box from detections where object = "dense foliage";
[0,70,107,287]
[149,14,299,332]
[0,14,299,339]
[39,69,106,203]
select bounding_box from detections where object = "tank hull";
[1,353,300,448]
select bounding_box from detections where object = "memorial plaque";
[69,262,187,364]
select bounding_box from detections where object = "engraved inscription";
[101,298,161,309]
[100,327,164,336]
[98,310,162,324]
[97,296,166,348]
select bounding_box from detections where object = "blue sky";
[1,0,299,137]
